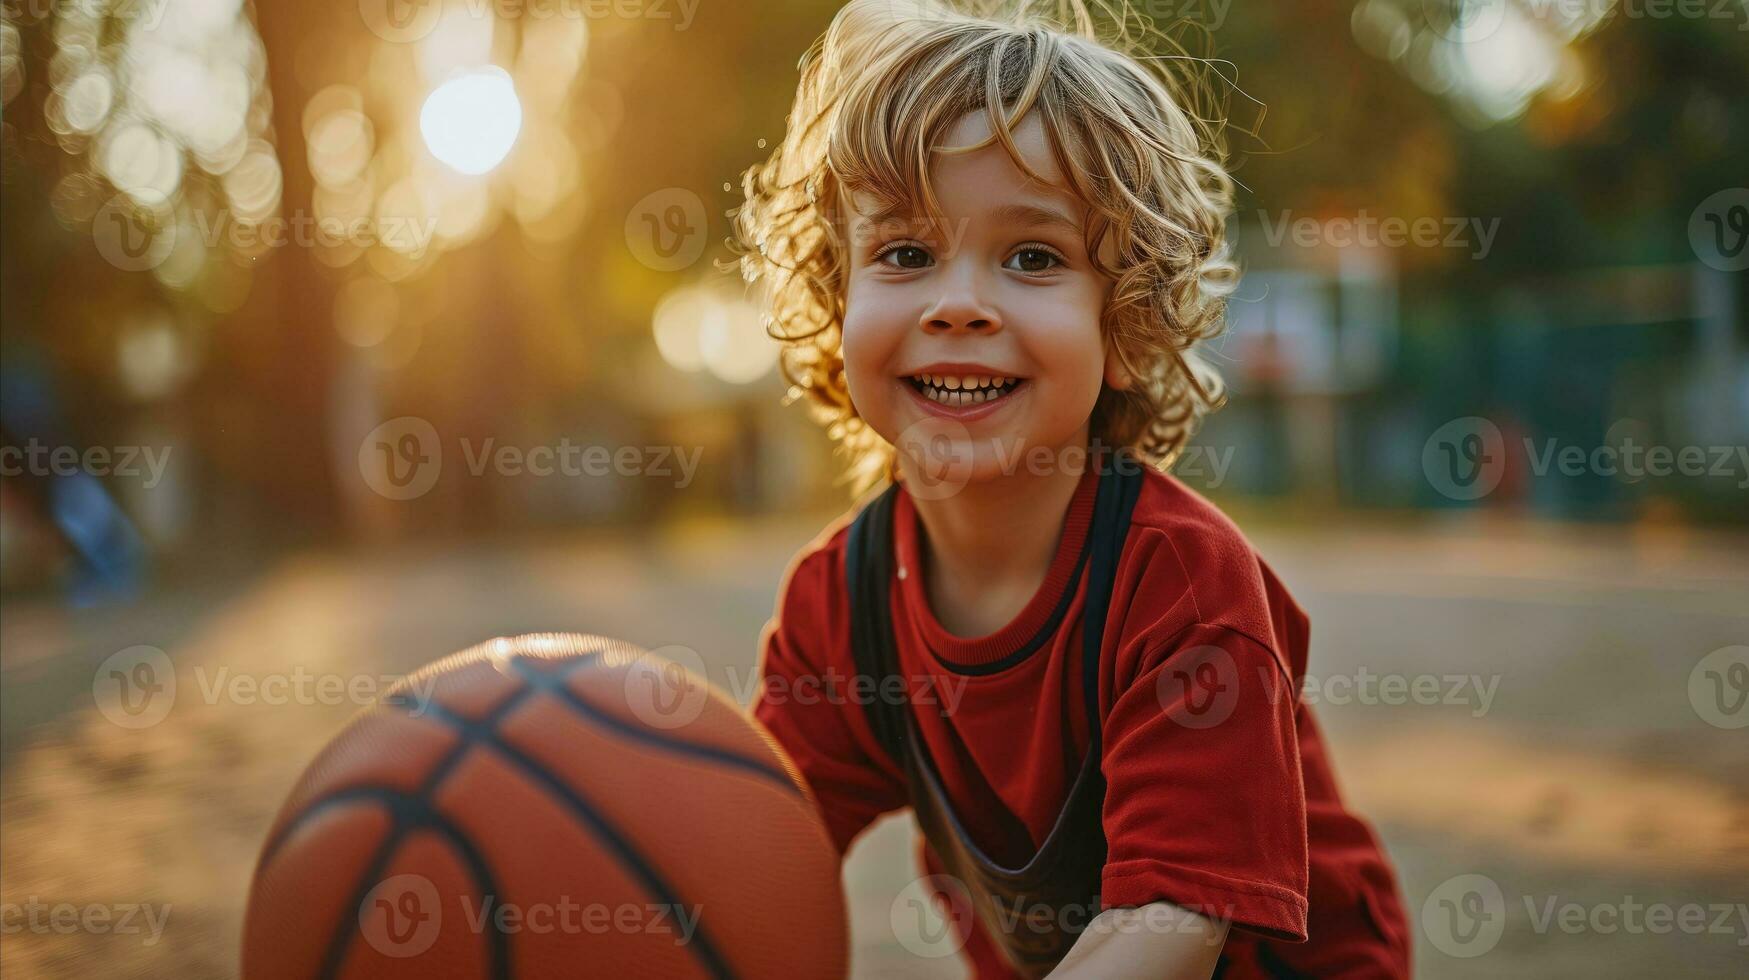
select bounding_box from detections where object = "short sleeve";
[1098,623,1310,942]
[752,549,909,856]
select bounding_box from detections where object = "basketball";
[241,633,846,979]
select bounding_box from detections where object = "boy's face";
[840,110,1126,487]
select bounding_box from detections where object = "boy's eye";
[878,244,933,269]
[1005,248,1061,273]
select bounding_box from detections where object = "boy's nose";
[920,270,1001,334]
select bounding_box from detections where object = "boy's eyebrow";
[989,202,1081,234]
[855,201,908,225]
[845,202,936,239]
[846,201,1081,239]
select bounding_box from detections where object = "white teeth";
[906,372,1027,408]
[908,373,1022,390]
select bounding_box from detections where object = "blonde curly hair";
[732,0,1241,496]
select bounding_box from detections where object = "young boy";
[736,2,1412,976]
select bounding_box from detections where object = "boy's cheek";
[835,355,889,437]
[840,371,878,428]
[838,313,895,398]
[1016,312,1109,396]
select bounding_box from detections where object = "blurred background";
[0,0,1744,976]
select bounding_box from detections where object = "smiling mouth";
[903,373,1027,408]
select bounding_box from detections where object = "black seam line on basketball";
[417,681,540,798]
[298,683,538,980]
[503,655,799,795]
[258,681,539,869]
[402,698,739,980]
[308,788,512,980]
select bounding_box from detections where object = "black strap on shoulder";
[845,482,909,764]
[1079,449,1145,760]
[845,450,1147,768]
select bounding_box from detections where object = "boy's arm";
[752,548,908,855]
[1047,903,1229,979]
[1095,622,1312,948]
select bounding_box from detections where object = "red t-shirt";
[754,463,1411,977]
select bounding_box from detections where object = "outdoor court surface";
[3,510,1745,977]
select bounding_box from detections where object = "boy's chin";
[891,431,1079,501]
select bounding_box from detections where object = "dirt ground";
[3,510,1745,977]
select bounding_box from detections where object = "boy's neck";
[900,435,1094,639]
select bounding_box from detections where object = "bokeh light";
[1351,0,1618,123]
[420,68,522,176]
[652,281,777,385]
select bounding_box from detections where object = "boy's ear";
[1103,344,1133,391]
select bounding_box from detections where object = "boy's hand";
[1046,902,1229,980]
